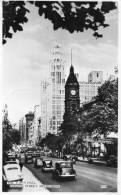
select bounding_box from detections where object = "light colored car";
[34,157,43,168]
[41,160,53,172]
[3,163,23,188]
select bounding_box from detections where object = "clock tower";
[64,65,80,123]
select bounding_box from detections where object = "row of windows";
[52,78,65,84]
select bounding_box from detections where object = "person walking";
[19,159,23,171]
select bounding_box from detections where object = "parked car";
[52,161,76,180]
[107,155,117,167]
[41,159,53,172]
[25,154,33,164]
[34,157,43,168]
[7,153,16,162]
[3,163,23,188]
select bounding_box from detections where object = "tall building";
[88,71,103,83]
[64,65,80,124]
[79,81,102,106]
[50,45,65,134]
[19,117,26,144]
[40,81,51,137]
[32,105,41,145]
[79,71,103,106]
[25,112,34,143]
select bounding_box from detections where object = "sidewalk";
[22,166,49,192]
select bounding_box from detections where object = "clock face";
[71,89,76,95]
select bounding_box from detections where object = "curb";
[77,159,107,166]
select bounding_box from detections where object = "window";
[56,72,61,83]
[53,116,55,119]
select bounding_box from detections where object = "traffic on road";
[2,144,117,192]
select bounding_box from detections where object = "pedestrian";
[19,159,23,171]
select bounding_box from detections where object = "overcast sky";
[2,2,118,124]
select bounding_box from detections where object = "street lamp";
[77,118,81,154]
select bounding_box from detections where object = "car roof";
[4,163,20,170]
[43,159,52,161]
[5,161,17,164]
[55,161,71,164]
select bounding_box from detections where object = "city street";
[25,157,117,192]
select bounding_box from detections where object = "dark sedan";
[52,161,76,180]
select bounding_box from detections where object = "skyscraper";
[79,71,103,106]
[50,45,65,134]
[40,81,51,137]
[88,71,103,83]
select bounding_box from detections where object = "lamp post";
[77,118,81,154]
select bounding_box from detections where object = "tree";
[39,133,64,151]
[2,118,13,152]
[3,1,117,44]
[2,118,21,152]
[11,129,21,145]
[79,79,118,137]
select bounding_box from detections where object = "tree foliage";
[40,133,64,151]
[2,118,21,152]
[79,79,118,137]
[3,1,117,44]
[3,1,29,44]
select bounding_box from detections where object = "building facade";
[25,112,34,143]
[88,71,103,83]
[40,81,52,137]
[19,117,26,144]
[31,105,41,145]
[49,45,65,135]
[79,71,103,106]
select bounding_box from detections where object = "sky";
[2,1,118,125]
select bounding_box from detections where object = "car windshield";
[7,167,18,170]
[60,162,72,168]
[45,161,51,164]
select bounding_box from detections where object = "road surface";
[25,157,117,192]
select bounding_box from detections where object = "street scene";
[2,145,117,192]
[2,1,118,193]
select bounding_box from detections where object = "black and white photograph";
[2,0,119,192]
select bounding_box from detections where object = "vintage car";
[3,163,23,188]
[34,157,43,168]
[41,159,53,172]
[52,161,76,180]
[25,154,33,164]
[7,153,16,162]
[33,151,41,163]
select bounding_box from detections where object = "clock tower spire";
[63,55,80,125]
